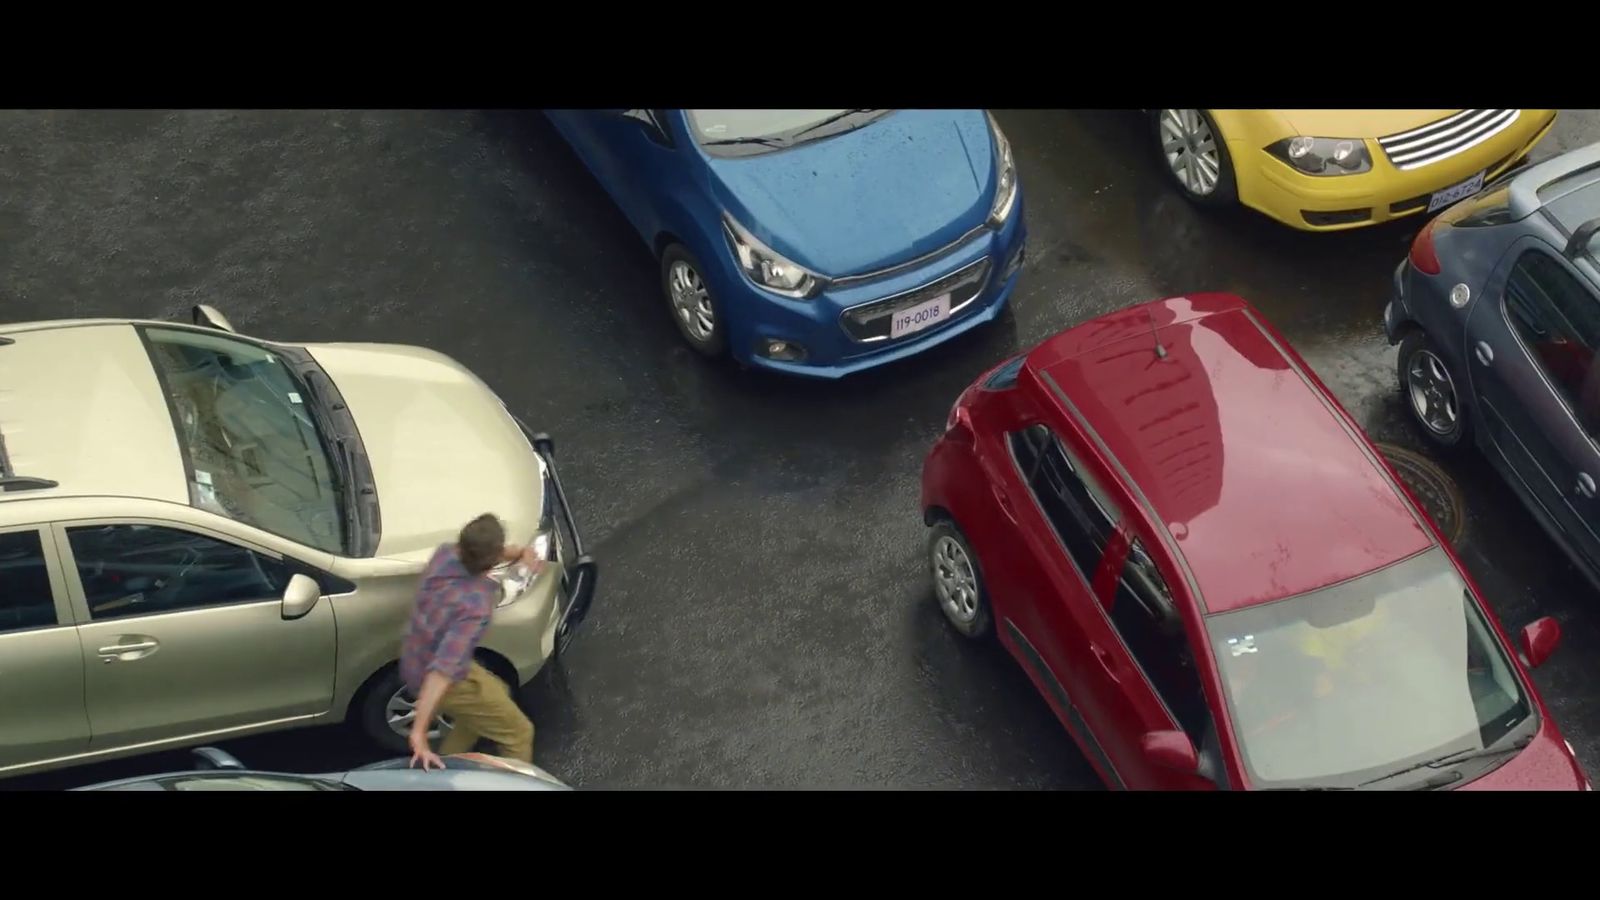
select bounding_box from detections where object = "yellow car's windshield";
[1205,547,1532,789]
[142,327,345,554]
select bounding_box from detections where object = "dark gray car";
[72,747,571,791]
[1385,142,1600,586]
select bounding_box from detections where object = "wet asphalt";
[4,109,1599,790]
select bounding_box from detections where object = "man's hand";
[504,543,549,573]
[409,724,445,771]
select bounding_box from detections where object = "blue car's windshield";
[687,109,886,151]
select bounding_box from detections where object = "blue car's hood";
[705,109,996,278]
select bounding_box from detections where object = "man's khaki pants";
[437,663,535,762]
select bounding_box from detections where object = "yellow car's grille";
[1377,109,1520,171]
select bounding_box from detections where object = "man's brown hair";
[458,513,507,574]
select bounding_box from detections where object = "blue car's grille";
[840,257,991,343]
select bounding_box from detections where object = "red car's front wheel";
[928,519,992,639]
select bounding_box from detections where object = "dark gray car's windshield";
[687,109,885,150]
[1205,547,1532,789]
[142,327,345,554]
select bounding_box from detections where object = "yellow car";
[1152,109,1558,231]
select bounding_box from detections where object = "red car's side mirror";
[1520,616,1561,669]
[1140,730,1199,773]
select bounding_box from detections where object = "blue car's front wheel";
[661,244,728,358]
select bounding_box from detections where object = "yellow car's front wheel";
[1154,109,1237,207]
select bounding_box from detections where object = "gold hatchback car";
[0,306,598,778]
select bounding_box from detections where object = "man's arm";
[409,669,455,758]
[501,543,546,569]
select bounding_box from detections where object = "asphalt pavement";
[4,109,1598,789]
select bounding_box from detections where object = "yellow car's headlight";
[1267,136,1372,176]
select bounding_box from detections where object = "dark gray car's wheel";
[660,243,728,358]
[1153,109,1237,207]
[1399,329,1471,451]
[928,519,992,639]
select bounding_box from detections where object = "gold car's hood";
[303,342,543,559]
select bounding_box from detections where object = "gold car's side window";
[66,524,290,622]
[0,529,58,633]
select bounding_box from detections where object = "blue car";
[544,109,1027,378]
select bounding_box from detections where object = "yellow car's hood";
[1274,109,1460,139]
[304,342,543,559]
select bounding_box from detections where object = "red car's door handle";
[992,485,1016,520]
[1090,643,1118,682]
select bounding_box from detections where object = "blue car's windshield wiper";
[702,135,786,148]
[791,109,877,138]
[1359,734,1533,788]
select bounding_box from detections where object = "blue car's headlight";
[722,215,825,300]
[987,112,1018,227]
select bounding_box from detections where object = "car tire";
[1398,329,1472,452]
[660,243,728,358]
[1152,109,1237,208]
[928,519,993,639]
[355,667,459,756]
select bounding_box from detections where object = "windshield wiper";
[1359,734,1534,788]
[331,437,363,552]
[791,109,877,139]
[702,135,787,148]
[296,370,363,553]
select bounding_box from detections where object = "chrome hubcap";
[386,687,454,742]
[1407,349,1460,436]
[668,261,715,342]
[1160,109,1221,196]
[932,536,980,625]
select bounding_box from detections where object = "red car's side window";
[1107,539,1211,743]
[1007,424,1120,584]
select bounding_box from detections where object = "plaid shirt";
[400,544,498,693]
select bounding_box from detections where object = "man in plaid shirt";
[402,513,545,770]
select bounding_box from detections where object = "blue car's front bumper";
[718,200,1028,379]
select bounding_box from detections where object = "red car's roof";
[1029,293,1433,613]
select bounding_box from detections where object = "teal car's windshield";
[1205,547,1532,789]
[142,327,345,554]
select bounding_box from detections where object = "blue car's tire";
[660,244,728,358]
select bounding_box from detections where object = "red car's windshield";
[1203,546,1533,789]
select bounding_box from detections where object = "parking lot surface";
[4,109,1598,789]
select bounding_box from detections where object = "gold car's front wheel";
[1154,109,1237,207]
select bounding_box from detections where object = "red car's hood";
[1456,725,1588,791]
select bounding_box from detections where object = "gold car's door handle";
[97,639,160,662]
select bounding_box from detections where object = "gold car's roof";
[0,322,187,507]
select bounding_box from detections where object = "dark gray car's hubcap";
[1407,349,1460,436]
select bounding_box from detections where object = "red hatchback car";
[921,293,1591,791]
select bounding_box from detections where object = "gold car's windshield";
[1205,547,1532,789]
[142,327,345,554]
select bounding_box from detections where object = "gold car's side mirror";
[191,304,236,333]
[281,573,322,620]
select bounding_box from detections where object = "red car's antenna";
[1147,306,1167,359]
